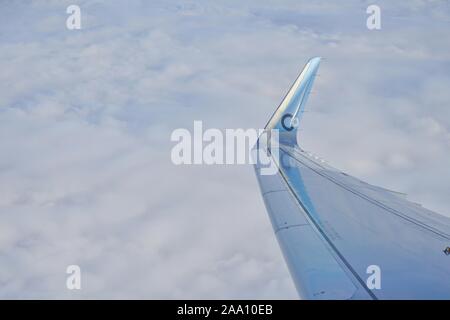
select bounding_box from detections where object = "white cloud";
[0,0,449,298]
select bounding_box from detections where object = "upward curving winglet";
[265,57,321,145]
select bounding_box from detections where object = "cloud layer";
[0,0,449,298]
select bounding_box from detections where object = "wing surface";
[254,57,450,299]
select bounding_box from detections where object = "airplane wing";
[254,57,450,300]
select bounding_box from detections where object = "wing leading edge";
[254,57,450,300]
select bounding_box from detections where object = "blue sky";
[0,0,449,298]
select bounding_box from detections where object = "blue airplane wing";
[254,57,450,299]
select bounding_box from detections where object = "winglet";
[265,57,321,144]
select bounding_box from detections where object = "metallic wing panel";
[254,57,450,299]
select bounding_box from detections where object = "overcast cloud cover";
[0,0,449,298]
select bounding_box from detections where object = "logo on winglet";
[281,113,299,131]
